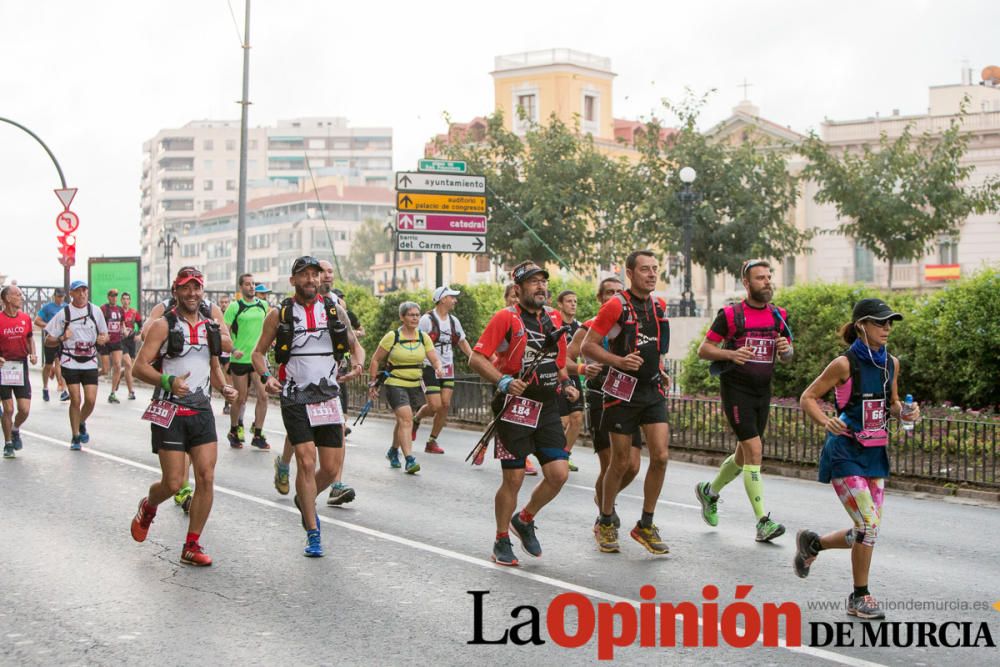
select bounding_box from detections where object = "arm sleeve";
[589,298,623,338]
[705,308,730,343]
[472,310,511,358]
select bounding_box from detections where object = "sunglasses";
[861,318,894,329]
[741,259,768,276]
[176,268,204,279]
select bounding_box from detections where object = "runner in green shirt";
[224,273,270,450]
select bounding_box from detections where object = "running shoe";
[424,439,445,454]
[630,522,670,555]
[847,593,885,620]
[292,494,316,531]
[173,482,193,507]
[78,423,89,444]
[130,497,155,542]
[181,541,213,566]
[404,456,420,474]
[695,481,720,527]
[70,435,82,451]
[42,389,50,402]
[250,433,270,450]
[491,537,519,567]
[222,403,231,415]
[327,482,356,506]
[181,495,192,514]
[128,391,136,400]
[592,511,622,534]
[273,456,290,495]
[11,430,22,451]
[344,426,352,437]
[793,529,820,579]
[60,390,70,401]
[227,428,243,449]
[303,530,324,558]
[386,447,401,469]
[755,513,786,543]
[567,458,578,472]
[524,458,538,476]
[411,419,421,442]
[3,443,14,459]
[108,392,120,404]
[237,423,245,441]
[595,522,620,553]
[509,513,542,557]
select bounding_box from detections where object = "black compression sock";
[853,585,870,598]
[810,535,824,553]
[599,514,615,526]
[640,511,654,528]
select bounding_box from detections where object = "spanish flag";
[924,264,961,281]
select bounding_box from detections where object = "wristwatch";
[260,372,272,383]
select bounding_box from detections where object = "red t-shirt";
[0,311,33,359]
[474,305,566,398]
[122,308,142,337]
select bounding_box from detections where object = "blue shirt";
[37,302,62,323]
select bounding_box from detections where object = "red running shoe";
[181,541,213,566]
[411,419,421,442]
[130,497,155,542]
[524,458,538,476]
[425,439,445,454]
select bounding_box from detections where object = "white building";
[140,117,392,288]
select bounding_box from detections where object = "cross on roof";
[739,78,753,100]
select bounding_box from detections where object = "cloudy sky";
[2,0,997,285]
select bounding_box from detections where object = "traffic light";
[58,233,76,267]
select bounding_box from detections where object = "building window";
[204,139,214,150]
[203,200,216,211]
[226,139,236,151]
[854,243,875,283]
[204,179,213,191]
[584,95,597,122]
[938,236,959,264]
[516,94,537,122]
[226,179,236,191]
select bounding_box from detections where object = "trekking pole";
[354,371,388,426]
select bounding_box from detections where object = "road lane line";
[20,427,884,666]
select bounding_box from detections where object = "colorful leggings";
[831,476,884,547]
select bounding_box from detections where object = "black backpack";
[274,296,347,364]
[425,310,461,348]
[229,298,267,337]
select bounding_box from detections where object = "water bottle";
[901,394,916,433]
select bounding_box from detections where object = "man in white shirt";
[44,280,109,450]
[413,286,474,454]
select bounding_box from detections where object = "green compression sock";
[709,454,742,495]
[742,464,766,520]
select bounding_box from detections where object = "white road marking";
[565,482,702,510]
[22,426,885,667]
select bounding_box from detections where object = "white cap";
[433,286,461,303]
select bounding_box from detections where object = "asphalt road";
[2,366,998,666]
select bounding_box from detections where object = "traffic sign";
[396,172,485,194]
[397,232,486,254]
[54,187,78,209]
[396,213,487,235]
[56,210,80,234]
[397,192,485,214]
[418,159,467,174]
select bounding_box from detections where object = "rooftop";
[199,184,393,221]
[493,48,613,74]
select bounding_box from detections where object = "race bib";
[108,320,122,333]
[141,400,178,429]
[500,395,542,429]
[307,398,344,426]
[1,361,24,386]
[602,367,637,402]
[439,363,454,380]
[745,337,775,364]
[856,399,888,448]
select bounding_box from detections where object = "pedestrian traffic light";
[58,233,76,267]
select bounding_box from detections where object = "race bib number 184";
[500,396,542,429]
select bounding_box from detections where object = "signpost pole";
[435,253,443,288]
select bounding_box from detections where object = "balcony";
[268,137,305,150]
[158,157,194,172]
[160,137,195,151]
[161,178,194,191]
[161,199,194,212]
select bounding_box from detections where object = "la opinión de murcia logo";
[468,587,997,659]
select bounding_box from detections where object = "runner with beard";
[583,250,671,556]
[129,267,237,566]
[694,259,792,543]
[469,261,578,566]
[254,256,364,556]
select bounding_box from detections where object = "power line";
[304,153,344,281]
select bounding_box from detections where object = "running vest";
[61,304,99,363]
[607,292,669,382]
[384,328,429,380]
[153,310,216,409]
[834,348,895,448]
[229,298,267,337]
[501,305,561,400]
[713,301,788,386]
[274,296,348,365]
[277,299,342,406]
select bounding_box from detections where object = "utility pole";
[235,0,251,278]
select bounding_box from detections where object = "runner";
[254,256,364,557]
[582,250,671,556]
[33,288,68,402]
[224,273,270,450]
[469,261,578,566]
[556,290,584,472]
[129,266,237,566]
[43,280,109,450]
[1,286,37,458]
[412,285,474,455]
[120,292,142,400]
[694,259,792,543]
[566,277,643,532]
[796,298,918,620]
[99,289,126,404]
[217,293,233,415]
[497,282,539,475]
[371,301,445,474]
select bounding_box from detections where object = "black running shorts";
[589,404,642,453]
[151,409,217,453]
[492,394,567,470]
[42,343,61,366]
[62,368,99,386]
[720,381,772,442]
[602,396,668,436]
[0,360,31,400]
[281,402,344,448]
[228,362,255,377]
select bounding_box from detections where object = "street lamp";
[158,230,179,289]
[677,166,699,317]
[383,216,398,292]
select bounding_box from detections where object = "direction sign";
[397,192,485,214]
[54,188,78,209]
[396,213,487,235]
[397,232,486,254]
[395,172,485,194]
[417,159,467,174]
[56,210,80,234]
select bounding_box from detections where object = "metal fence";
[19,286,237,318]
[342,376,999,488]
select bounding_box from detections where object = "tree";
[342,217,392,288]
[632,93,810,308]
[800,108,1000,289]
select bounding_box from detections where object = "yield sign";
[54,188,78,210]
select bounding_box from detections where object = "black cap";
[511,263,549,285]
[291,255,322,275]
[852,298,903,323]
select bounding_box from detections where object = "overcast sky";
[2,0,997,285]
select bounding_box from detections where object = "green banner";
[88,257,141,307]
